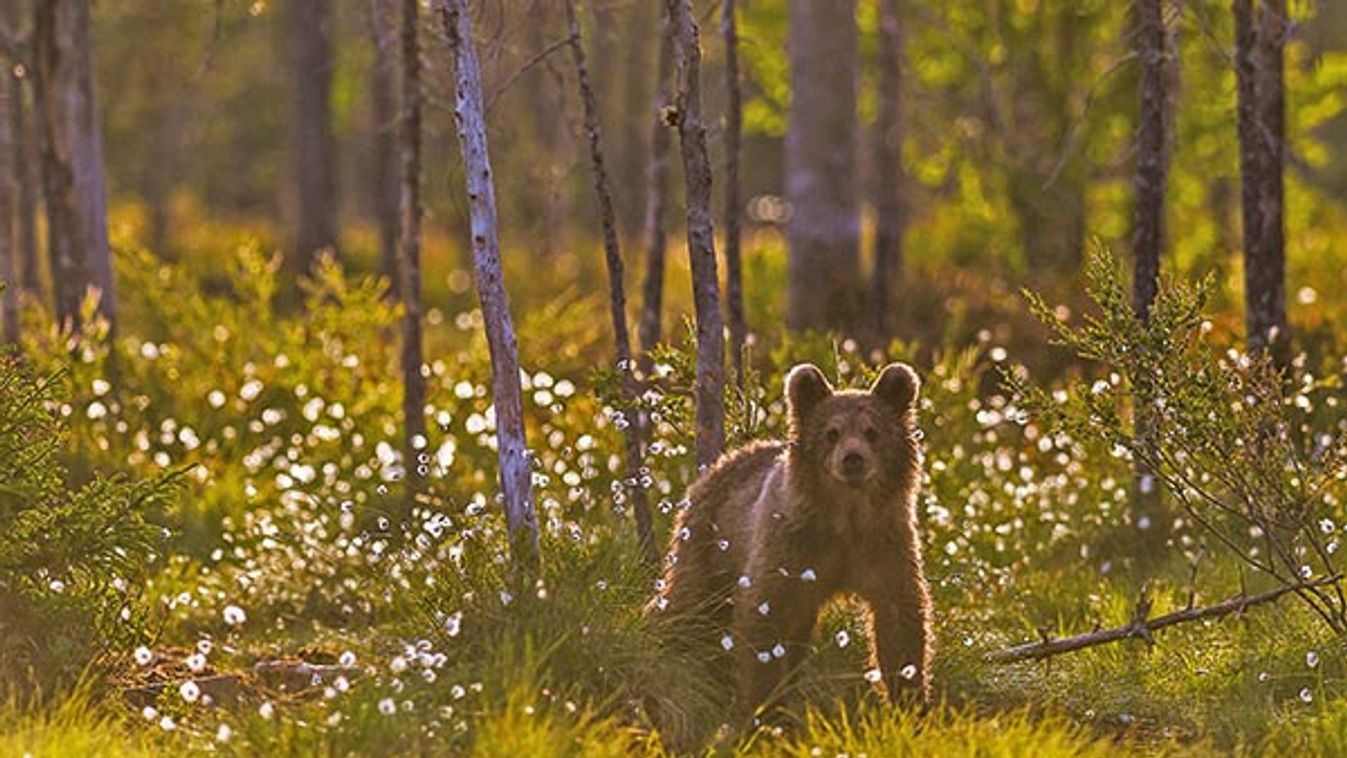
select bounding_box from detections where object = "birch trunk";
[565,0,656,563]
[440,0,539,568]
[665,0,726,471]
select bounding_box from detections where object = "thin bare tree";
[1130,0,1176,555]
[637,11,673,363]
[440,0,540,568]
[870,0,903,339]
[1234,0,1288,363]
[564,0,656,563]
[665,0,726,471]
[722,0,746,385]
[33,0,114,330]
[288,0,338,273]
[395,0,427,499]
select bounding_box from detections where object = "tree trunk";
[565,0,656,563]
[786,0,860,333]
[0,1,37,299]
[1234,0,1288,363]
[440,0,540,569]
[870,0,904,340]
[396,0,426,500]
[34,0,108,329]
[665,0,726,471]
[68,0,111,328]
[637,11,673,363]
[288,0,338,274]
[14,72,37,297]
[1130,0,1175,557]
[0,50,15,344]
[722,0,746,385]
[369,0,400,289]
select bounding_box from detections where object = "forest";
[3,0,1347,755]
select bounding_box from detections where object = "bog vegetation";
[2,0,1347,756]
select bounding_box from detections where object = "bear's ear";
[870,362,920,414]
[786,363,833,423]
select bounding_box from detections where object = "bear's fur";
[652,362,933,713]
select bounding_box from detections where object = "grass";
[10,216,1347,755]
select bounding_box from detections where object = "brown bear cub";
[653,362,933,714]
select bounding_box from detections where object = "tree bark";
[0,1,37,299]
[722,0,746,385]
[1130,0,1175,557]
[786,0,860,333]
[14,72,37,297]
[34,0,112,329]
[665,0,726,471]
[396,0,426,499]
[288,0,338,274]
[440,0,540,568]
[1234,0,1288,363]
[0,47,15,344]
[870,0,904,340]
[369,0,400,289]
[637,11,673,363]
[565,0,655,563]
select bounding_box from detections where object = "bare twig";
[484,36,572,113]
[988,574,1343,664]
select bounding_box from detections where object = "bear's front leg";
[866,574,932,705]
[733,572,825,719]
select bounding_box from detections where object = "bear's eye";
[825,429,840,444]
[864,428,878,443]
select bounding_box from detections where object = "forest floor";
[8,227,1347,756]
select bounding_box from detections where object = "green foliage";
[1009,249,1347,630]
[0,350,172,693]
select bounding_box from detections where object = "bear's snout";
[833,444,874,484]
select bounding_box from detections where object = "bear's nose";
[842,451,866,472]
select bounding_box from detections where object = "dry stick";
[396,0,427,501]
[721,0,745,387]
[665,0,726,472]
[637,12,673,365]
[563,0,656,564]
[440,0,540,569]
[988,574,1344,664]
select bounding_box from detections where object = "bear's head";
[785,362,921,489]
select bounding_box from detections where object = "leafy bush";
[1009,250,1347,630]
[0,346,173,693]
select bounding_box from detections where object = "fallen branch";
[988,573,1343,664]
